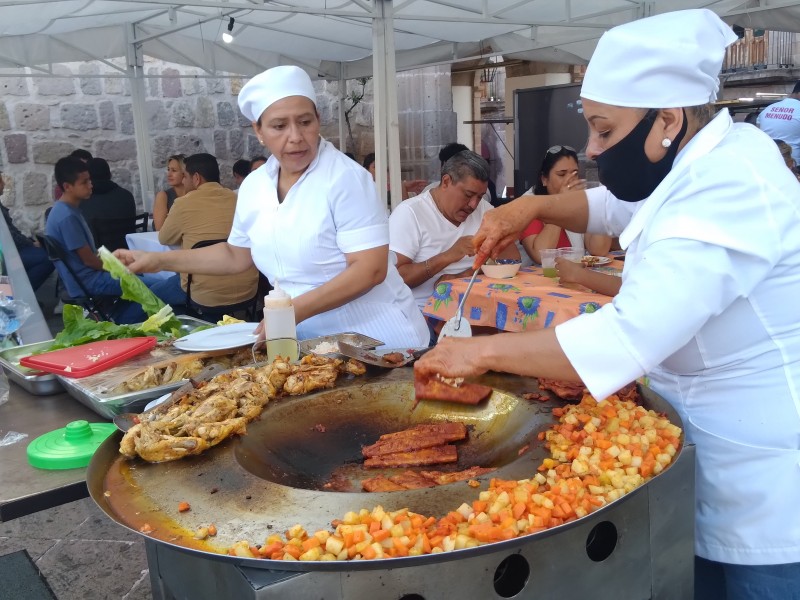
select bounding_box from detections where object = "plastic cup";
[540,248,558,278]
[557,247,584,263]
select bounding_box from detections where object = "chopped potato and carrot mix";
[224,390,682,561]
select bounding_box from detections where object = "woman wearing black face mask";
[417,9,800,600]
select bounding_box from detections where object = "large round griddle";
[87,368,684,572]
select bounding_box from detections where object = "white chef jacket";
[389,190,492,308]
[230,138,429,348]
[757,97,800,163]
[556,110,800,565]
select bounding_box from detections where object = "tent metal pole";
[372,1,389,208]
[383,1,402,212]
[338,70,347,153]
[127,24,156,214]
[372,0,401,211]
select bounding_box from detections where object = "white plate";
[173,322,259,352]
[581,255,613,266]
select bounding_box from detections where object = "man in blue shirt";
[45,156,164,323]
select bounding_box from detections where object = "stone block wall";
[0,58,456,237]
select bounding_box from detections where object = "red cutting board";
[20,337,158,378]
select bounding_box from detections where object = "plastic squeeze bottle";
[263,283,299,361]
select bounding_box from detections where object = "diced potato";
[325,536,344,555]
[287,524,307,540]
[299,547,323,561]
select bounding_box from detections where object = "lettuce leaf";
[49,304,146,350]
[98,246,183,334]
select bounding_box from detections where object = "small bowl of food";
[481,258,522,279]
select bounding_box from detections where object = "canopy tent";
[0,0,797,207]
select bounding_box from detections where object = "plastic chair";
[88,215,137,252]
[41,235,119,322]
[134,212,148,232]
[185,239,261,322]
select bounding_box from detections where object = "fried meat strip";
[363,423,467,458]
[364,445,458,468]
[361,476,407,492]
[536,378,586,401]
[381,352,405,365]
[414,375,493,405]
[388,471,437,489]
[419,466,495,485]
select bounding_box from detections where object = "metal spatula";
[438,268,480,342]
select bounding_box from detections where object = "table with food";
[422,259,623,332]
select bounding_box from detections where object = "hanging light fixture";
[222,17,235,44]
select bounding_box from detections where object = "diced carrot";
[372,529,391,542]
[352,529,365,544]
[343,532,354,548]
[301,537,320,552]
[472,500,488,513]
[369,520,381,534]
[261,542,283,557]
[512,502,526,519]
[177,501,191,513]
[283,545,301,559]
[362,545,377,560]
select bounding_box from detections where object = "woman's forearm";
[157,243,254,275]
[480,329,581,381]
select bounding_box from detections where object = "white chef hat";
[581,9,738,108]
[238,65,317,122]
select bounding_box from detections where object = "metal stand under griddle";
[145,445,695,600]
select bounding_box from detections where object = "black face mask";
[596,109,688,202]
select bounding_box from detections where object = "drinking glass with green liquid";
[540,249,558,278]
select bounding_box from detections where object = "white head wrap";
[238,65,317,122]
[581,9,738,108]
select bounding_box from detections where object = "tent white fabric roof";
[1,0,798,207]
[0,0,781,78]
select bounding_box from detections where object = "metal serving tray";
[55,315,217,419]
[0,340,64,395]
[299,332,384,356]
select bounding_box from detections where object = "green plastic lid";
[26,420,117,470]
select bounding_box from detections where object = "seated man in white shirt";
[389,150,520,313]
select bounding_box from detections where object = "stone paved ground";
[0,274,152,600]
[0,498,151,600]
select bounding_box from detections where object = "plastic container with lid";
[263,283,299,361]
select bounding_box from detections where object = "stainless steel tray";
[0,340,64,395]
[299,332,384,356]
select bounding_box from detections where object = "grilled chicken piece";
[341,358,366,376]
[283,364,339,395]
[119,356,364,463]
[364,445,458,468]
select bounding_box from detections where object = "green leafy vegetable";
[98,246,182,333]
[46,249,187,350]
[49,305,150,350]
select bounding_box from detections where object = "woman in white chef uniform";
[416,9,800,599]
[116,66,429,348]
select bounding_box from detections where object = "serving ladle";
[437,267,480,342]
